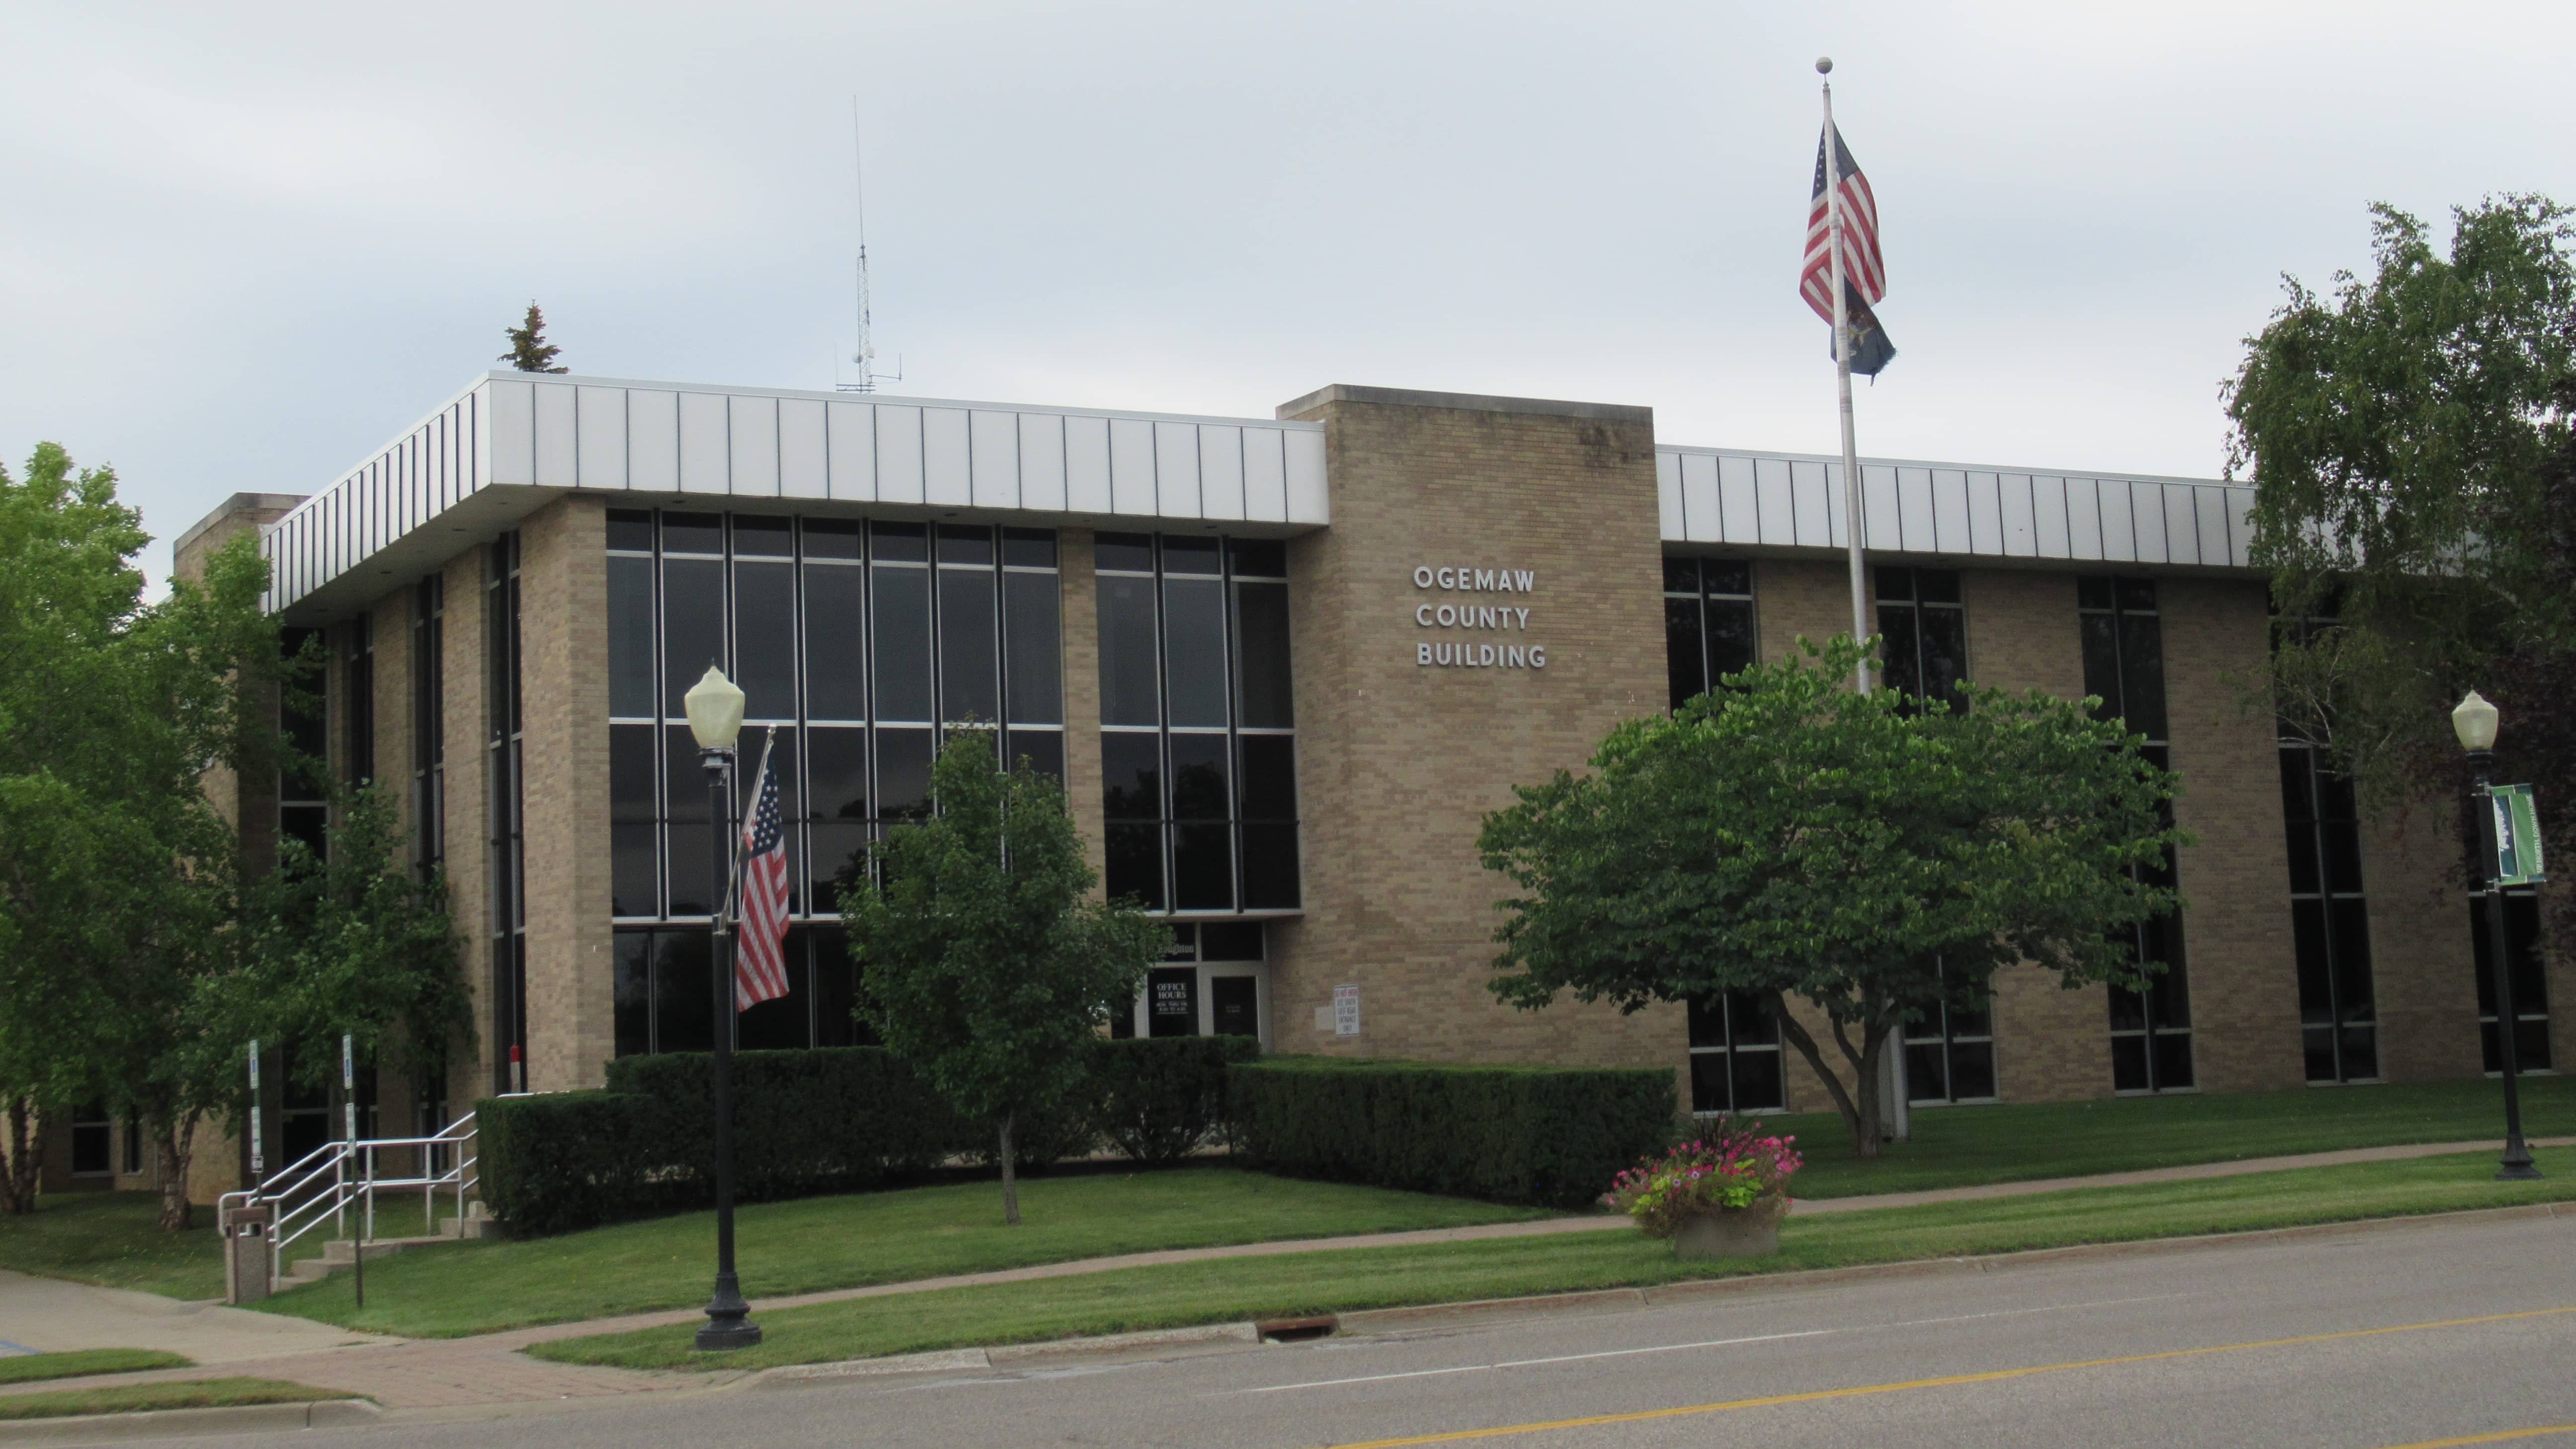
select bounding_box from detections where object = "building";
[97,373,2554,1199]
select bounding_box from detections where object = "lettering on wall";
[1410,564,1547,670]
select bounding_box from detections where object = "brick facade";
[78,389,2550,1204]
[1267,389,1687,1098]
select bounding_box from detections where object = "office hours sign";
[1411,563,1547,670]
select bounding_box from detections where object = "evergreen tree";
[499,301,568,373]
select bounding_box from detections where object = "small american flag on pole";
[1800,123,1896,376]
[733,728,792,1010]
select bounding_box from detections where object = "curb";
[732,1201,2575,1385]
[1342,1200,2576,1333]
[748,1322,1262,1390]
[0,1398,378,1444]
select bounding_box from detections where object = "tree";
[840,728,1164,1223]
[2225,195,2576,957]
[225,786,472,1108]
[0,444,283,1227]
[1478,637,2185,1157]
[499,301,568,373]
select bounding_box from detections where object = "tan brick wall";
[2365,792,2483,1082]
[1751,557,1856,664]
[518,497,615,1090]
[1267,391,1685,1099]
[1060,529,1106,885]
[1967,569,2114,1103]
[2159,576,2305,1094]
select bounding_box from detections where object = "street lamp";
[2452,689,2542,1182]
[683,664,763,1348]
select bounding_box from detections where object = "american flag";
[732,729,793,1010]
[1800,124,1897,376]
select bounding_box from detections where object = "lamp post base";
[2498,1151,2545,1183]
[696,1272,762,1351]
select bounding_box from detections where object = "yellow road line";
[1319,1305,2576,1449]
[2373,1428,2576,1448]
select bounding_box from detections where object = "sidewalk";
[2,1134,2564,1414]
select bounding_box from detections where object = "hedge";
[476,1037,1258,1235]
[1226,1055,1677,1208]
[1092,1036,1263,1163]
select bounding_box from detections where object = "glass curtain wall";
[1875,567,1970,713]
[1096,534,1299,914]
[343,615,374,789]
[607,509,1062,1055]
[2469,878,2552,1074]
[410,577,444,874]
[278,627,329,860]
[2275,606,2377,1083]
[488,535,527,1093]
[2080,577,2194,1092]
[1904,966,1998,1104]
[1662,558,1757,709]
[1686,992,1784,1115]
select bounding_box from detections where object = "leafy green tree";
[2224,195,2576,955]
[841,728,1164,1223]
[224,786,471,1105]
[0,444,282,1227]
[499,301,568,373]
[1478,638,2185,1157]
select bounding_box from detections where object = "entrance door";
[1210,975,1258,1040]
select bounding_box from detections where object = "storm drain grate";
[1256,1315,1339,1343]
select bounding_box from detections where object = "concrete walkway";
[0,1134,2563,1414]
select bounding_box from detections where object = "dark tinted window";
[608,555,656,718]
[870,566,931,721]
[607,509,654,552]
[733,515,793,557]
[1098,576,1160,725]
[1003,572,1063,724]
[1094,533,1154,572]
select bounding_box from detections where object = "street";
[233,1210,2576,1449]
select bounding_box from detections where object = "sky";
[5,0,2573,590]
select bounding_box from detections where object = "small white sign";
[1333,984,1361,1038]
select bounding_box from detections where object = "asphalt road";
[206,1212,2576,1449]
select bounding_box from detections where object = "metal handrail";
[219,1112,479,1282]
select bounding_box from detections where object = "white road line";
[1231,1332,1832,1394]
[1219,1290,2197,1398]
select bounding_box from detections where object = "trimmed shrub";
[1091,1036,1263,1164]
[602,1047,972,1200]
[476,1090,671,1236]
[1227,1055,1676,1208]
[476,1039,1271,1233]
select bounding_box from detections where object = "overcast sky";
[6,0,2573,588]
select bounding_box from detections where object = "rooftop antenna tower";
[836,99,902,394]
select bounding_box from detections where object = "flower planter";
[1670,1195,1790,1260]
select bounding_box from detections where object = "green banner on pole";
[2493,784,2546,887]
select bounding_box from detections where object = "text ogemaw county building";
[87,376,2554,1201]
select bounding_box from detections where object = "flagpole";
[1818,56,1909,1142]
[1820,60,1870,696]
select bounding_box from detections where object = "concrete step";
[283,1233,457,1285]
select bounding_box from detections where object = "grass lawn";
[0,1194,224,1301]
[0,1378,359,1421]
[251,1166,1551,1338]
[0,1350,192,1385]
[1774,1072,2576,1199]
[8,1075,2568,1336]
[531,1144,2576,1371]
